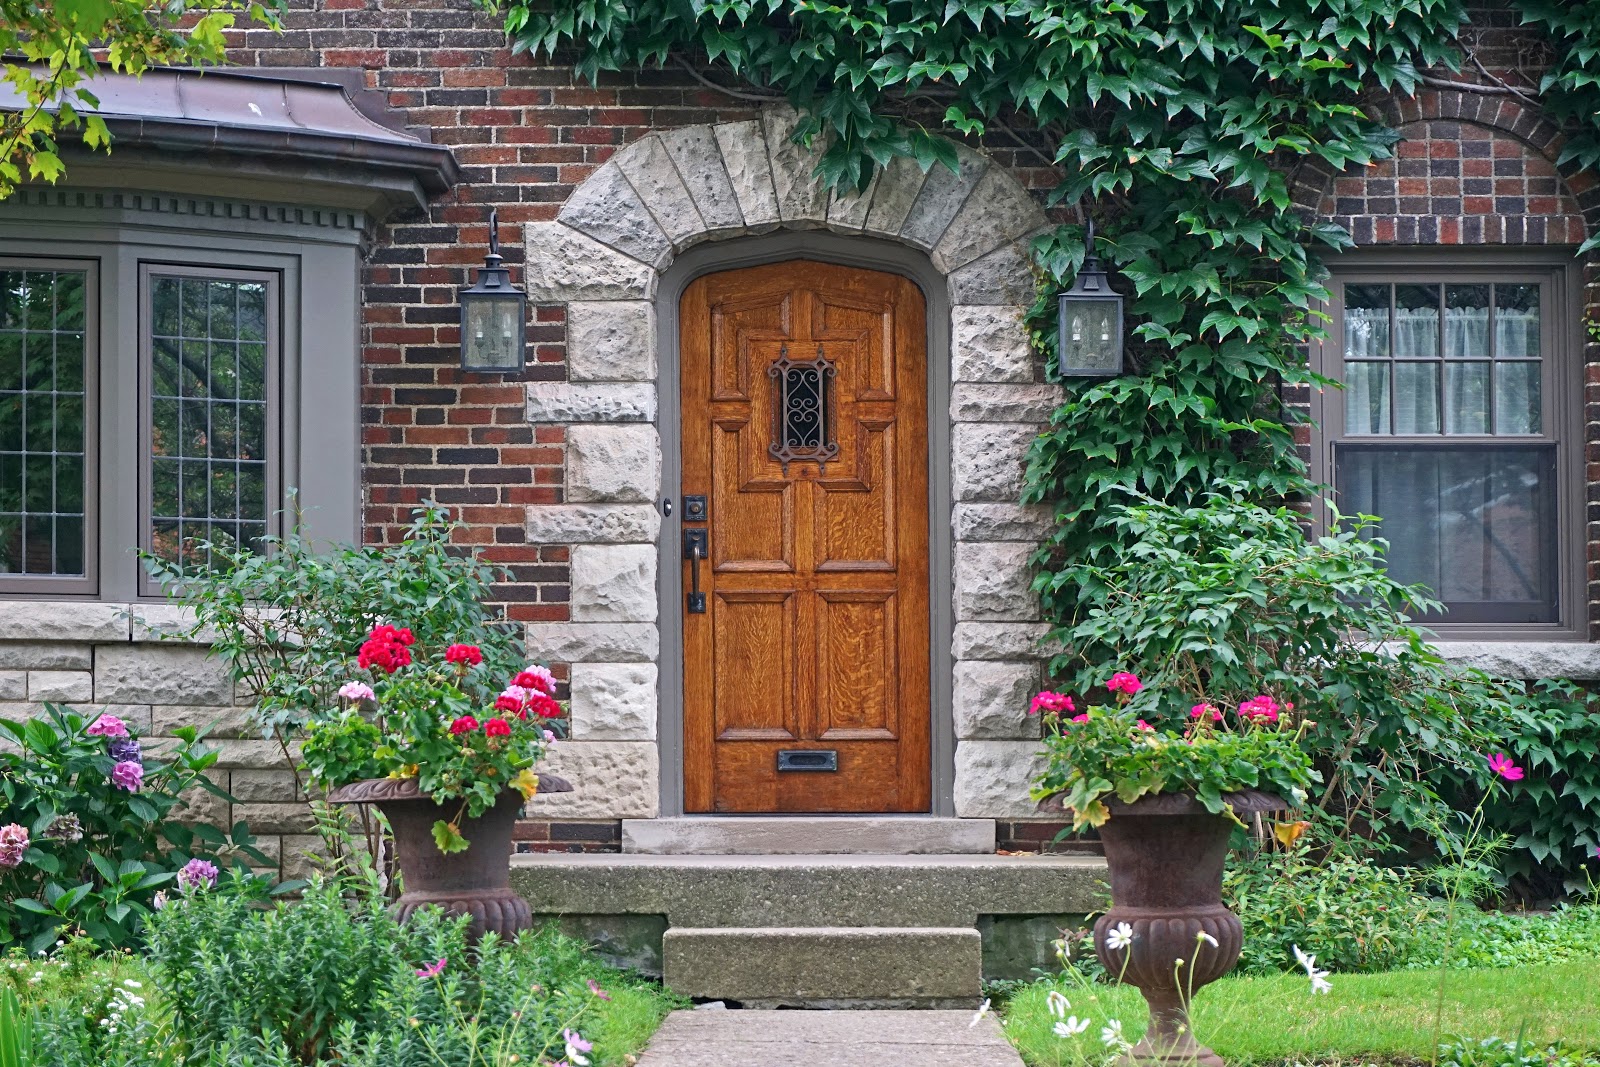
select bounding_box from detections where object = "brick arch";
[1291,91,1598,246]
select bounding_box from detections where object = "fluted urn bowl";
[1043,789,1286,1067]
[328,773,572,941]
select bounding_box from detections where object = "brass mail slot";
[776,749,838,772]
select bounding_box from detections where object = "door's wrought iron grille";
[767,343,838,475]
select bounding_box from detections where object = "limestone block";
[566,301,656,383]
[198,739,296,770]
[232,802,317,835]
[0,702,42,727]
[526,622,659,664]
[0,671,26,700]
[0,642,91,670]
[954,543,1040,622]
[567,425,660,504]
[1428,641,1600,680]
[952,383,1061,424]
[952,305,1035,384]
[523,223,656,303]
[953,740,1048,818]
[94,644,232,706]
[527,382,656,424]
[660,125,746,235]
[762,107,830,225]
[524,741,659,819]
[152,704,254,739]
[28,670,93,703]
[953,661,1041,740]
[570,663,658,741]
[863,155,929,238]
[953,503,1053,543]
[824,169,878,233]
[229,769,300,803]
[952,622,1054,662]
[557,160,673,269]
[900,149,988,251]
[0,601,129,642]
[932,167,1048,274]
[129,605,216,643]
[952,423,1037,503]
[570,545,659,624]
[171,774,230,827]
[98,704,153,735]
[280,833,334,883]
[526,504,660,546]
[947,238,1039,307]
[713,120,781,231]
[614,133,708,248]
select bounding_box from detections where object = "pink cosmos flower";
[1029,691,1074,716]
[177,858,219,892]
[110,760,144,792]
[338,681,376,702]
[0,823,28,869]
[86,714,129,738]
[1487,752,1524,781]
[1190,703,1222,722]
[416,957,447,979]
[1106,673,1142,695]
[588,978,612,1001]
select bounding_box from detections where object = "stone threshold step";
[622,816,995,855]
[663,926,981,1007]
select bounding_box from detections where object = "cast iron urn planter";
[1048,789,1287,1067]
[328,774,572,941]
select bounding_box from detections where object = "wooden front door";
[680,260,931,813]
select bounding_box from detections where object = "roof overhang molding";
[1,65,458,219]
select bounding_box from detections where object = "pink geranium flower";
[1238,696,1280,724]
[1070,713,1090,723]
[515,665,558,695]
[338,681,375,702]
[1190,703,1222,722]
[1029,691,1074,716]
[1487,752,1524,781]
[1106,673,1142,695]
[86,714,129,738]
[1135,720,1155,731]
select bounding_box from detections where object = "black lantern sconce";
[1056,218,1124,378]
[459,209,527,374]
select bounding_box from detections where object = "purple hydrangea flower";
[110,760,144,792]
[107,737,142,763]
[85,714,129,738]
[177,858,219,893]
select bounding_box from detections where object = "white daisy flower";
[1105,922,1135,951]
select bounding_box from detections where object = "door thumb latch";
[683,528,708,614]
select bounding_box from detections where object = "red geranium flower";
[494,694,522,714]
[448,716,479,735]
[445,643,484,666]
[484,718,512,737]
[527,694,562,720]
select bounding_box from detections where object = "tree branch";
[673,56,785,103]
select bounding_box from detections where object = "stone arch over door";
[521,106,1061,821]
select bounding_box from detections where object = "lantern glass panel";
[1059,295,1123,375]
[462,294,523,372]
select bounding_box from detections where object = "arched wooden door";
[679,260,931,813]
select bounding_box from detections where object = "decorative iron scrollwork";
[768,344,839,475]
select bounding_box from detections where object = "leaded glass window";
[145,268,276,569]
[0,265,91,584]
[1330,273,1564,626]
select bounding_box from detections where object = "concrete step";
[663,926,981,1007]
[622,816,996,855]
[509,852,1108,993]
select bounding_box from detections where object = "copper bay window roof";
[1,65,459,215]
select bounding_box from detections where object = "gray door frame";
[655,232,956,817]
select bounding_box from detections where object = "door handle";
[683,528,708,614]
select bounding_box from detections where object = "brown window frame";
[1309,249,1586,640]
[0,256,101,597]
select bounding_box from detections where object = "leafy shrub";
[1040,487,1600,886]
[1408,903,1600,971]
[141,877,620,1067]
[142,504,524,741]
[1438,1036,1600,1067]
[1224,847,1437,975]
[0,705,275,954]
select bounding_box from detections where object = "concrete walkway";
[634,1009,1025,1066]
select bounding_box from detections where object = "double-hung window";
[1314,255,1581,633]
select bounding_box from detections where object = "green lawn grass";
[1003,963,1599,1066]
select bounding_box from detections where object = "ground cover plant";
[0,877,684,1067]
